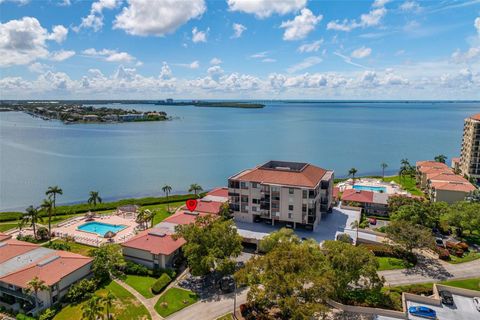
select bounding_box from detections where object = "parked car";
[439,291,454,306]
[473,297,480,312]
[368,217,377,225]
[435,237,445,248]
[253,216,262,223]
[408,306,436,319]
[285,223,293,229]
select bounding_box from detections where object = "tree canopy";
[91,244,126,281]
[441,202,480,236]
[385,220,433,253]
[175,215,242,276]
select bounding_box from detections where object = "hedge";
[0,193,204,222]
[151,273,172,294]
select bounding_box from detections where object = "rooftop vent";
[37,255,60,267]
[0,242,7,248]
[148,231,166,237]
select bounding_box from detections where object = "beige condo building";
[459,113,480,184]
[228,161,334,230]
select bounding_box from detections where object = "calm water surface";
[1,102,479,210]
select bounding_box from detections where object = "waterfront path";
[380,254,480,286]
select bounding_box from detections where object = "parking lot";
[406,294,480,320]
[235,206,361,245]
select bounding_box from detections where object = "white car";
[473,297,480,312]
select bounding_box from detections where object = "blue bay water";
[1,101,479,211]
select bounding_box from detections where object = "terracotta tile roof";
[0,250,92,288]
[470,113,480,121]
[428,173,468,183]
[451,157,460,163]
[333,187,340,200]
[431,181,477,193]
[206,187,228,198]
[121,229,186,256]
[416,161,449,169]
[232,163,329,188]
[419,167,452,175]
[341,189,374,204]
[0,239,39,264]
[163,210,209,225]
[0,232,12,242]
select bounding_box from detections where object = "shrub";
[153,268,176,279]
[151,273,172,294]
[44,241,71,251]
[36,227,49,240]
[66,278,98,303]
[124,261,150,276]
[16,314,35,320]
[39,308,56,320]
[16,234,36,243]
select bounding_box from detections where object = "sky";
[0,0,479,100]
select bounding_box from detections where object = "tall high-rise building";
[459,113,480,184]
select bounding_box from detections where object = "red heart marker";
[186,199,198,212]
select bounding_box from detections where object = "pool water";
[352,185,387,193]
[77,221,127,236]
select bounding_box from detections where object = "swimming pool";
[77,222,127,236]
[352,185,387,193]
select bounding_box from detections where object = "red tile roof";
[0,239,39,264]
[0,250,92,288]
[341,189,374,204]
[333,187,340,200]
[164,210,209,225]
[428,173,468,183]
[451,157,460,163]
[431,181,477,193]
[0,232,12,242]
[232,163,328,188]
[206,187,228,198]
[416,161,449,169]
[121,229,186,255]
[419,166,452,175]
[470,113,480,121]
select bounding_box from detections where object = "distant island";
[155,99,265,108]
[0,102,170,124]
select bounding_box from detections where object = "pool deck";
[53,215,140,246]
[338,178,410,196]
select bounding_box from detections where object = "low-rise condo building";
[341,189,389,216]
[415,160,451,189]
[459,113,480,184]
[228,160,334,230]
[0,237,92,316]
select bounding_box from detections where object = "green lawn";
[143,201,184,225]
[54,281,151,320]
[216,314,234,320]
[383,176,423,196]
[0,223,16,232]
[44,240,94,256]
[447,251,480,264]
[124,275,158,298]
[154,288,198,317]
[440,278,480,291]
[377,257,414,271]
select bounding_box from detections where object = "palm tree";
[348,168,358,184]
[136,208,152,229]
[23,206,43,240]
[103,291,115,320]
[82,296,104,320]
[399,158,411,181]
[26,276,48,312]
[188,183,203,197]
[147,209,157,228]
[88,191,102,209]
[380,162,388,181]
[162,184,173,212]
[434,154,447,164]
[46,185,63,211]
[350,220,360,246]
[40,198,54,238]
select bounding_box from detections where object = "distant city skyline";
[1,0,479,99]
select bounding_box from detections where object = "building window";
[289,205,294,211]
[240,182,248,189]
[252,206,257,212]
[252,182,258,188]
[302,204,307,212]
[289,188,294,194]
[241,195,249,203]
[252,198,259,204]
[272,203,279,209]
[288,212,292,219]
[302,190,307,199]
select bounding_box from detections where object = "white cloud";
[76,0,121,32]
[47,25,68,43]
[351,46,372,59]
[192,27,208,43]
[399,1,421,12]
[298,39,323,53]
[0,0,29,4]
[232,23,246,38]
[175,60,200,69]
[58,0,71,6]
[327,1,387,32]
[114,0,206,36]
[227,0,307,18]
[262,58,276,63]
[82,48,136,63]
[334,52,369,69]
[287,56,322,73]
[207,65,224,80]
[280,8,322,41]
[373,0,390,7]
[210,57,222,65]
[159,62,173,80]
[250,51,268,59]
[50,50,75,61]
[28,62,51,73]
[451,47,480,63]
[475,17,480,34]
[0,17,69,67]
